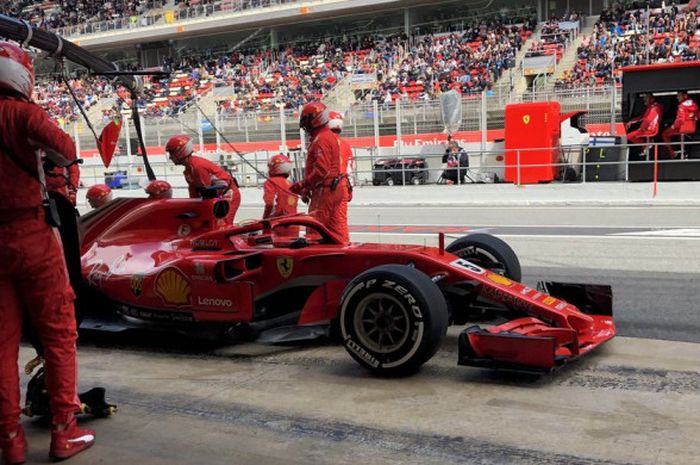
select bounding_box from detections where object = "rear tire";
[339,265,448,375]
[446,233,521,282]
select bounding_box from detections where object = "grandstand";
[2,0,697,158]
[555,1,700,89]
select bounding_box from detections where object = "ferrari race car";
[63,194,615,375]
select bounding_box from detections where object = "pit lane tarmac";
[18,331,700,465]
[21,204,697,464]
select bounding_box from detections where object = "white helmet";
[328,111,344,132]
[0,42,35,100]
[268,154,293,176]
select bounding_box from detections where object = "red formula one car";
[66,195,615,375]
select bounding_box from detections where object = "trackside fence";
[75,140,700,207]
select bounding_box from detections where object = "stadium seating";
[5,0,304,37]
[555,3,700,89]
[370,19,534,103]
[27,11,535,120]
[5,0,164,31]
[33,77,113,124]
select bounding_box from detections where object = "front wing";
[457,282,615,372]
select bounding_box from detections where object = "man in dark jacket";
[441,139,470,184]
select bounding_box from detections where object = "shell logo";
[155,268,191,306]
[487,273,513,287]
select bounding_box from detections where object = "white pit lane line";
[610,228,700,237]
[350,231,700,241]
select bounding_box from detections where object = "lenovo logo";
[197,297,233,307]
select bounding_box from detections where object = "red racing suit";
[627,102,663,144]
[337,135,354,202]
[303,126,349,244]
[0,95,81,435]
[184,155,241,226]
[662,98,699,157]
[263,175,298,236]
[263,175,298,218]
[46,163,80,205]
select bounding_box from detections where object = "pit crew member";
[626,93,663,145]
[0,41,95,464]
[86,184,112,209]
[165,135,240,224]
[290,102,350,244]
[662,90,698,158]
[145,179,173,199]
[328,111,354,201]
[263,154,298,219]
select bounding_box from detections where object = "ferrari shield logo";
[130,274,145,297]
[276,256,294,279]
[522,114,530,125]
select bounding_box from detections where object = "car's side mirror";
[213,200,230,219]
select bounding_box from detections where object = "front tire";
[339,265,448,375]
[446,233,521,282]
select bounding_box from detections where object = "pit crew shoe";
[49,418,95,461]
[0,425,27,465]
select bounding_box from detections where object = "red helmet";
[0,42,35,100]
[165,135,194,164]
[299,101,329,132]
[145,179,173,199]
[86,184,112,209]
[268,154,293,176]
[328,111,344,133]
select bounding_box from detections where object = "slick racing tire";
[339,265,448,375]
[447,233,521,282]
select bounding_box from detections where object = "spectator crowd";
[370,18,534,103]
[0,0,541,123]
[0,0,578,124]
[26,13,534,124]
[33,77,114,124]
[2,0,305,36]
[555,2,700,89]
[2,0,163,30]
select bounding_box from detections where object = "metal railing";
[74,141,700,208]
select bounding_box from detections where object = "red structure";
[504,101,562,184]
